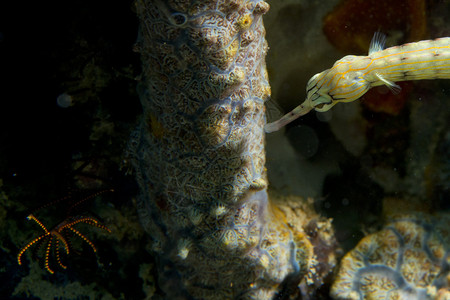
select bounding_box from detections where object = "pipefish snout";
[265,32,450,133]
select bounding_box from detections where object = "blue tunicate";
[56,93,73,108]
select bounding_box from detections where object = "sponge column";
[132,1,309,298]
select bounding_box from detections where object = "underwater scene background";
[0,0,448,299]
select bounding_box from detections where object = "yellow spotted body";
[265,34,450,133]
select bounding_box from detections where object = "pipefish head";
[265,56,371,133]
[304,55,372,112]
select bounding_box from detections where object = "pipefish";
[265,32,450,133]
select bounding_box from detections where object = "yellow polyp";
[211,204,227,218]
[225,37,239,54]
[250,178,266,190]
[178,247,189,260]
[260,84,271,100]
[177,239,192,260]
[208,68,245,92]
[259,253,270,269]
[236,14,252,30]
[269,204,288,224]
[228,67,245,86]
[264,85,271,97]
[186,208,202,225]
[222,229,238,249]
[210,39,240,71]
[149,114,164,139]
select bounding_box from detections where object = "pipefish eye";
[311,94,334,111]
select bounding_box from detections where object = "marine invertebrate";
[17,214,111,274]
[56,92,73,108]
[265,33,450,132]
[130,0,335,298]
[17,189,113,274]
[330,213,450,300]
